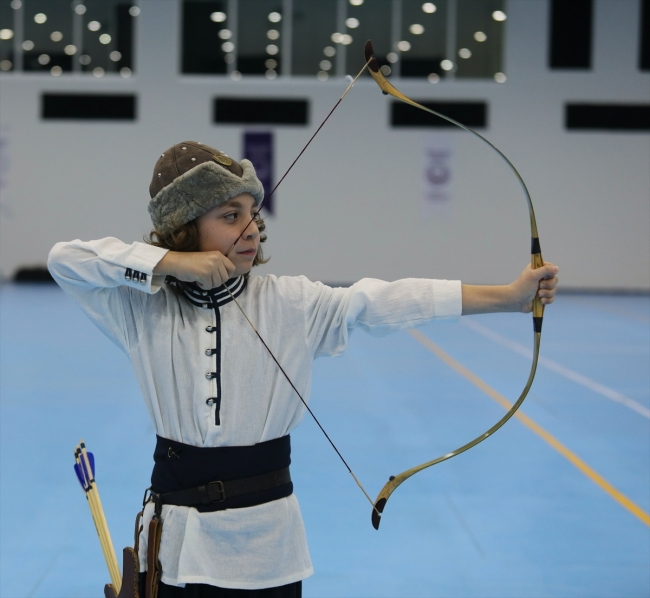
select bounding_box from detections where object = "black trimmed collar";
[179,276,247,309]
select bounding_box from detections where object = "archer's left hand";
[511,263,559,313]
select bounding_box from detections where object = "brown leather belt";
[150,466,291,510]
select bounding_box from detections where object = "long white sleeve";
[48,238,168,353]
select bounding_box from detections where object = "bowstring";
[221,59,379,514]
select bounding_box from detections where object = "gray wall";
[1,0,648,289]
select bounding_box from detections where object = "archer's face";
[196,193,260,276]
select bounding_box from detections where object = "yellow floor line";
[407,328,650,527]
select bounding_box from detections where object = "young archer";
[49,141,558,597]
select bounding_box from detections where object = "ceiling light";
[267,29,280,40]
[266,44,279,55]
[99,34,111,44]
[440,59,453,71]
[265,69,277,79]
[50,65,62,76]
[265,59,277,69]
[109,51,121,61]
[37,54,50,65]
[0,60,12,70]
[231,70,242,80]
[211,12,226,22]
[427,73,440,83]
[458,48,471,59]
[349,0,364,5]
[345,18,359,28]
[34,13,47,24]
[387,52,398,63]
[92,67,104,77]
[396,40,411,51]
[380,65,391,76]
[323,46,335,57]
[221,41,234,52]
[409,24,424,35]
[64,44,77,55]
[319,59,332,70]
[87,21,101,31]
[10,1,22,9]
[218,29,232,39]
[492,10,506,21]
[129,6,140,17]
[268,12,281,23]
[317,71,329,80]
[422,3,436,13]
[22,40,34,51]
[120,67,132,77]
[79,54,91,65]
[340,34,352,45]
[0,29,14,40]
[494,72,506,82]
[50,31,63,42]
[74,4,86,15]
[474,31,487,42]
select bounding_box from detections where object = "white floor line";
[461,318,650,420]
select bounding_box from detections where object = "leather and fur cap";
[148,141,264,235]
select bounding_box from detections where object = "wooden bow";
[363,40,545,529]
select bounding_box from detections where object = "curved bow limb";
[364,41,545,530]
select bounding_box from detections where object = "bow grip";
[531,236,544,333]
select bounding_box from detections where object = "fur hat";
[148,141,264,235]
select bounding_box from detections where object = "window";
[343,0,392,77]
[455,0,504,80]
[182,1,229,75]
[0,0,15,71]
[238,0,283,77]
[0,0,137,76]
[399,0,447,79]
[291,0,337,78]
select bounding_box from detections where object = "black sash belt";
[150,435,293,513]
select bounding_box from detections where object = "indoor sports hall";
[1,1,648,597]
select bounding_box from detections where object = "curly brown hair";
[145,216,269,267]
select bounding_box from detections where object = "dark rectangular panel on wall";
[41,94,137,120]
[565,104,650,130]
[641,0,650,70]
[391,101,487,128]
[549,0,593,68]
[214,99,309,125]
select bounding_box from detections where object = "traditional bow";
[222,42,545,530]
[363,40,545,529]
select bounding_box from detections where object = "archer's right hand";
[153,251,236,289]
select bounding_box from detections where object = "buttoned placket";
[205,305,222,425]
[181,277,246,426]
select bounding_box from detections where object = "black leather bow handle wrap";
[363,40,545,530]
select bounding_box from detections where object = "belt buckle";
[207,480,226,503]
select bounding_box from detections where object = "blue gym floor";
[1,284,648,598]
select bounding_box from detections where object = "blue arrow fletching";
[74,462,88,490]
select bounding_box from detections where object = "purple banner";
[243,132,274,215]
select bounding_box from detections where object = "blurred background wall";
[0,0,648,289]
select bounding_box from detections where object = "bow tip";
[364,40,381,74]
[364,40,374,61]
[371,497,387,530]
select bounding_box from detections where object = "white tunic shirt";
[48,237,462,590]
